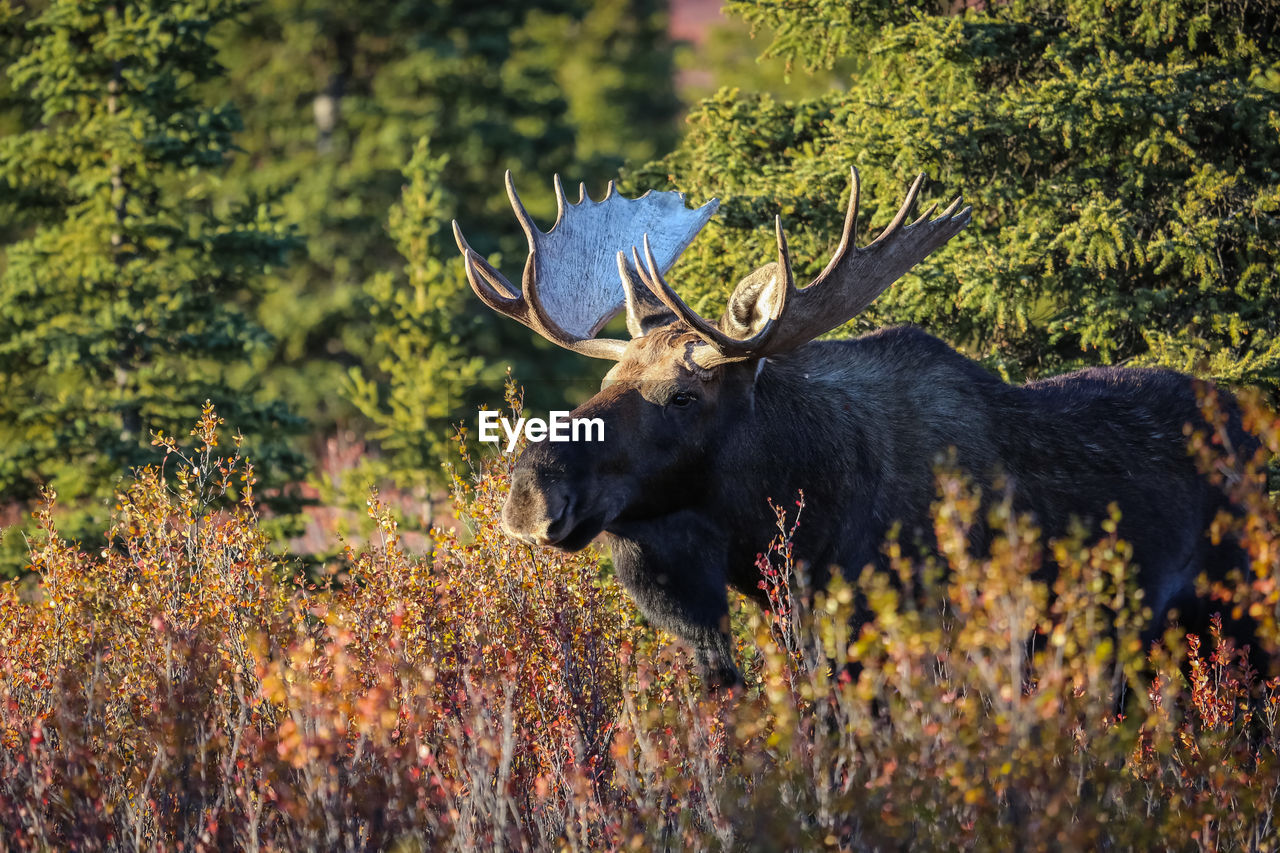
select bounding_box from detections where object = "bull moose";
[452,168,1260,687]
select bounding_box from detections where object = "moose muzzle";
[502,467,576,547]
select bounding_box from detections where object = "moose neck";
[712,327,1012,567]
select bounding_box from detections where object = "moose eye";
[670,391,697,407]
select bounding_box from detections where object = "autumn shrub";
[0,391,1277,851]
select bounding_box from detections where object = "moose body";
[509,324,1255,685]
[454,168,1260,686]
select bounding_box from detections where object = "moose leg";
[606,528,740,688]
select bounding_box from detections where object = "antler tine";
[772,214,797,307]
[617,249,671,336]
[936,194,966,220]
[454,220,520,306]
[805,165,863,284]
[505,170,541,248]
[635,241,728,346]
[745,168,970,357]
[552,174,569,227]
[864,172,926,249]
[753,214,797,347]
[637,225,783,358]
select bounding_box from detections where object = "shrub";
[0,393,1277,850]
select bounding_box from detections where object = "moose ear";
[618,251,677,336]
[720,262,785,342]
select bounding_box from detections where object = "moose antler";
[453,172,718,361]
[635,168,971,365]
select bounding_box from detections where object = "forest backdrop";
[1,1,1279,849]
[0,0,1277,569]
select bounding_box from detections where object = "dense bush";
[0,395,1278,850]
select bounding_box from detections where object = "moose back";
[453,168,1261,686]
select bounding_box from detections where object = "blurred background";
[1,0,1277,573]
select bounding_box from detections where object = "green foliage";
[344,140,486,495]
[726,0,947,73]
[676,14,856,103]
[0,0,306,573]
[632,0,1280,391]
[0,403,1277,848]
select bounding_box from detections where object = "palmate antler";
[457,167,970,364]
[452,172,719,361]
[634,168,971,366]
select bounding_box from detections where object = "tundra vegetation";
[0,398,1278,849]
[1,0,1279,849]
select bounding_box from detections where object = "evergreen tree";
[0,1,35,243]
[0,0,306,570]
[343,141,484,497]
[632,0,1280,391]
[215,0,681,448]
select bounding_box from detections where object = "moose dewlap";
[452,167,1264,688]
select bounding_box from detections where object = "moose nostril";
[542,493,573,538]
[536,487,571,537]
[502,475,573,545]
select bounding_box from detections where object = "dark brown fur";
[503,322,1262,686]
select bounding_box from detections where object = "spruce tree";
[343,141,484,497]
[0,0,306,571]
[633,0,1280,391]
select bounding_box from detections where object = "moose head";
[452,169,970,553]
